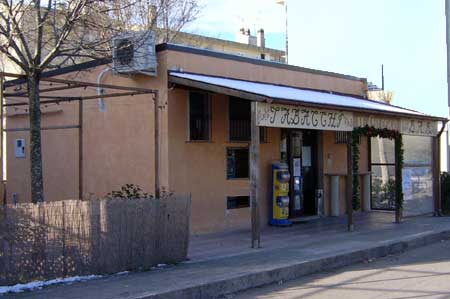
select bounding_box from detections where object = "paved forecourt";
[6,213,450,299]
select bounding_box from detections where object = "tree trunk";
[27,73,44,203]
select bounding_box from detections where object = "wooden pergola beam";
[40,77,157,93]
[4,83,85,97]
[4,91,150,107]
[1,71,158,96]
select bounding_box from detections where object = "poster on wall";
[302,146,312,167]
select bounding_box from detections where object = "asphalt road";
[230,239,450,299]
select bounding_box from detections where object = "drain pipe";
[436,119,449,216]
[438,119,448,139]
[97,67,112,112]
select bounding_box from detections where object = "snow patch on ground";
[0,264,170,295]
[0,275,102,295]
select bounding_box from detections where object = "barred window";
[335,131,359,144]
[189,91,211,141]
[335,131,350,144]
[229,96,267,142]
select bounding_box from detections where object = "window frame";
[227,96,268,143]
[226,196,250,209]
[187,90,212,142]
[226,147,250,180]
[369,137,397,211]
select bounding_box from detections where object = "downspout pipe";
[97,67,112,112]
[435,119,449,216]
[438,119,449,139]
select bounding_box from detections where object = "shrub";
[105,184,174,200]
[106,184,151,200]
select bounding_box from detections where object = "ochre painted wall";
[165,51,367,97]
[5,48,369,234]
[5,61,166,203]
[167,90,281,233]
[322,132,369,216]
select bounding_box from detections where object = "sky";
[185,0,448,118]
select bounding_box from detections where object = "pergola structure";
[0,71,159,204]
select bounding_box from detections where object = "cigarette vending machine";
[270,162,292,226]
[292,158,303,213]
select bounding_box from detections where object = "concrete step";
[146,229,450,299]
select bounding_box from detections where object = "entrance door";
[285,130,318,217]
[301,130,317,216]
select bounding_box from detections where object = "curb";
[138,229,450,299]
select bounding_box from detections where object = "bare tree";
[0,0,200,203]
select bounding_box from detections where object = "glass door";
[370,137,396,210]
[289,131,303,218]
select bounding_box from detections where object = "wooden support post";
[433,136,442,216]
[154,93,160,198]
[346,141,354,232]
[78,99,83,200]
[394,135,402,223]
[0,77,4,205]
[250,101,261,248]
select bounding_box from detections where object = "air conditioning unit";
[112,31,157,76]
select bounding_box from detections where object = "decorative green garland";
[394,134,404,211]
[351,125,403,212]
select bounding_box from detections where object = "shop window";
[226,147,249,179]
[370,137,396,210]
[371,137,395,164]
[402,136,433,216]
[228,96,267,142]
[371,165,396,210]
[189,91,211,141]
[227,196,250,209]
[403,135,432,166]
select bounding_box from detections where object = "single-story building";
[3,42,447,234]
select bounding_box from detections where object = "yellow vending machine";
[270,162,292,226]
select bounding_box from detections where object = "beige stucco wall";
[164,50,367,97]
[167,90,281,233]
[166,88,370,232]
[163,49,368,232]
[322,133,369,216]
[5,61,166,203]
[5,47,370,233]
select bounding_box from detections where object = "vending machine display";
[292,158,303,212]
[270,162,292,226]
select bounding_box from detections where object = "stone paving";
[5,212,450,299]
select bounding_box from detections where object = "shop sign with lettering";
[354,115,400,131]
[400,118,437,136]
[256,102,354,131]
[354,115,437,136]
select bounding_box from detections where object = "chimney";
[257,28,265,48]
[236,28,256,46]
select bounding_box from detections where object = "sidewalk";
[5,213,450,299]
